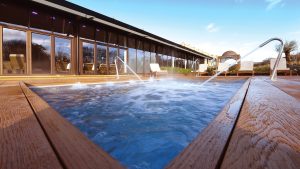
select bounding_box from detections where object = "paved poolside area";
[0,76,299,169]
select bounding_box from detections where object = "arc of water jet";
[199,46,260,87]
[200,38,284,86]
[115,56,143,82]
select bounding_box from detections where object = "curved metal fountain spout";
[258,38,284,81]
[199,38,284,87]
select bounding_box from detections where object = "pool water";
[32,79,245,169]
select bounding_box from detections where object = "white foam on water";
[148,77,155,82]
[129,80,136,84]
[94,84,102,88]
[105,82,115,86]
[70,82,88,89]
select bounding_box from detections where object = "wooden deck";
[0,76,299,169]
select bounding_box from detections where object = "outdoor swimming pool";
[32,79,245,169]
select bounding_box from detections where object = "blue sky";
[68,0,300,61]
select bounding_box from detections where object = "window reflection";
[3,28,26,74]
[167,56,172,67]
[82,42,94,74]
[55,37,71,74]
[128,48,136,73]
[118,48,127,74]
[144,51,150,73]
[136,50,144,73]
[175,58,184,68]
[32,33,51,74]
[96,44,107,75]
[163,55,168,67]
[108,47,117,75]
[156,54,163,67]
[150,52,156,63]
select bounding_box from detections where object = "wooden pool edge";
[19,77,251,169]
[19,81,125,169]
[166,78,251,169]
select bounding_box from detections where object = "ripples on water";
[32,79,245,169]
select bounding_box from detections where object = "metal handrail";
[258,38,284,81]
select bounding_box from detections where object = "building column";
[0,25,3,75]
[205,58,208,64]
[26,30,32,75]
[94,43,97,74]
[50,35,55,74]
[124,50,127,73]
[171,50,175,68]
[124,36,127,73]
[73,19,80,75]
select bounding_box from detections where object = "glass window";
[144,51,150,73]
[150,52,156,63]
[32,33,51,74]
[128,48,136,73]
[3,28,26,74]
[162,55,166,67]
[108,47,118,74]
[55,37,71,74]
[137,49,144,73]
[175,58,184,68]
[163,55,168,67]
[156,54,163,67]
[82,42,94,74]
[175,58,179,68]
[172,57,175,67]
[167,56,172,67]
[96,44,107,75]
[118,48,127,74]
[187,59,193,69]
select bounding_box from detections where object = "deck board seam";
[19,81,68,169]
[215,78,252,169]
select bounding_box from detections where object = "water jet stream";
[200,38,284,86]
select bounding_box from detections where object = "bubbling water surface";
[32,79,245,169]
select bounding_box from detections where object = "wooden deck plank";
[19,82,124,169]
[0,86,63,169]
[166,79,251,169]
[270,78,300,100]
[220,79,300,169]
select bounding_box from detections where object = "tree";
[276,40,298,65]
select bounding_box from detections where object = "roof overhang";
[30,0,212,59]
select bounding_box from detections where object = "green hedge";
[254,64,270,74]
[161,67,192,74]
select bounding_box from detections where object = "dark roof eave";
[31,0,212,59]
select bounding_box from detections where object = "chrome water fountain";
[260,38,284,81]
[200,38,284,86]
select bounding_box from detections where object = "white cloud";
[3,28,26,41]
[265,0,283,11]
[289,31,300,35]
[205,23,219,33]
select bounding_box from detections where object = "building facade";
[0,0,211,76]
